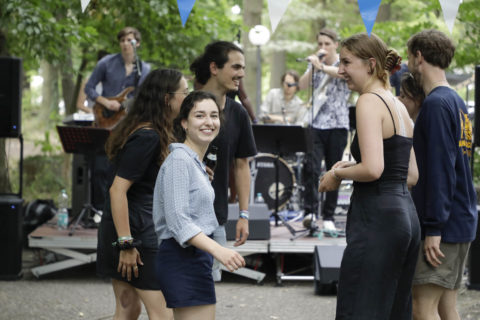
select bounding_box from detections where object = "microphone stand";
[132,43,142,88]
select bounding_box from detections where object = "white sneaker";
[323,220,337,232]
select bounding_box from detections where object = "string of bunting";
[79,0,462,35]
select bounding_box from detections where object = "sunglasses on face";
[284,82,298,88]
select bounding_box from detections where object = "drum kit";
[250,152,305,212]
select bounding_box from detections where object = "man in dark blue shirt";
[408,29,478,320]
[85,26,150,111]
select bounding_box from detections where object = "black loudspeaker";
[71,154,89,217]
[474,65,480,146]
[0,195,24,279]
[0,57,22,138]
[225,203,271,240]
[468,205,480,290]
[313,245,345,295]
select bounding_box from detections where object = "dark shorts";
[155,238,216,308]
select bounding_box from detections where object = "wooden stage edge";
[28,221,346,281]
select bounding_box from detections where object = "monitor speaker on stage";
[0,57,22,138]
[0,195,24,280]
[474,65,480,146]
[313,245,345,295]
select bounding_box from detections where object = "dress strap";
[368,92,396,135]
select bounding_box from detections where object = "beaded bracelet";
[239,210,249,220]
[112,238,142,250]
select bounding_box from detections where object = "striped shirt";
[153,143,218,247]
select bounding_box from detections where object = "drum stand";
[251,124,313,235]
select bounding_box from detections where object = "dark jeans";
[303,128,348,220]
[336,181,420,319]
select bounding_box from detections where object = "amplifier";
[225,203,271,240]
[0,195,24,279]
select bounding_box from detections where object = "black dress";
[335,94,421,320]
[96,129,162,290]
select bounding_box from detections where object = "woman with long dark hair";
[97,68,188,319]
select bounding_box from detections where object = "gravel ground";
[0,249,479,320]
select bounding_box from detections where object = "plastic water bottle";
[57,189,69,230]
[255,192,265,203]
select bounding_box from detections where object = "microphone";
[296,53,325,62]
[130,39,137,47]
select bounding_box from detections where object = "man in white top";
[260,70,305,124]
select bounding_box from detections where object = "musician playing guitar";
[83,27,150,214]
[85,26,151,129]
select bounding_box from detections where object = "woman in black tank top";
[319,33,420,320]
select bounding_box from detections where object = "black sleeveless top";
[350,93,412,184]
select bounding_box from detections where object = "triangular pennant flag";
[357,0,382,36]
[80,0,90,12]
[177,0,196,27]
[267,0,292,34]
[439,0,461,33]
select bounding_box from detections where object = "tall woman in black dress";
[319,33,421,319]
[97,68,188,319]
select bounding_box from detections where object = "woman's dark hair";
[105,68,183,165]
[173,91,223,142]
[190,41,243,85]
[400,72,425,103]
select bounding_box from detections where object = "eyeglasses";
[169,91,190,96]
[284,82,298,88]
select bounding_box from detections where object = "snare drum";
[251,153,296,210]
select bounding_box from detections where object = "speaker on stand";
[0,57,22,138]
[469,65,480,290]
[0,57,23,280]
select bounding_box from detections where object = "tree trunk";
[60,48,76,116]
[242,0,263,114]
[269,51,286,89]
[40,61,60,129]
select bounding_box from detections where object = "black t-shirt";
[207,97,257,225]
[102,129,160,248]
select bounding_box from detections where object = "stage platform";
[28,218,346,283]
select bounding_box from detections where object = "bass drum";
[251,153,296,210]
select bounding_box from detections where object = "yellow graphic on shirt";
[459,111,472,156]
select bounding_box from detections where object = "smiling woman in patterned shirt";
[153,91,245,320]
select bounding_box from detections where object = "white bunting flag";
[439,0,461,33]
[80,0,90,13]
[267,0,292,33]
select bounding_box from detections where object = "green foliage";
[10,154,69,202]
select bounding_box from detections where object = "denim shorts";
[155,238,215,308]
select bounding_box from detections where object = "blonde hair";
[341,33,401,89]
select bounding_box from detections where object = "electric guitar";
[93,86,134,129]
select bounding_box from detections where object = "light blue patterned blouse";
[153,143,218,247]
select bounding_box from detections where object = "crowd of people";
[78,25,477,320]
